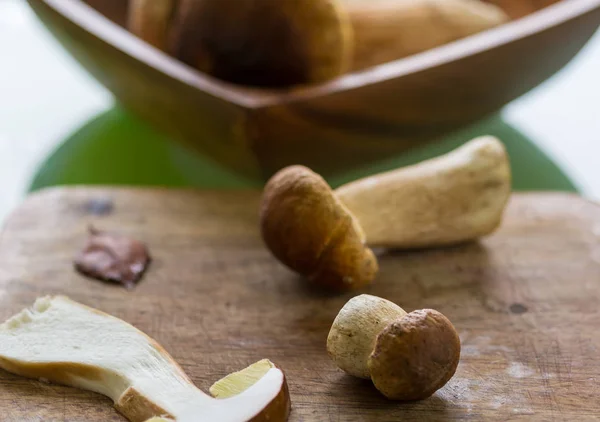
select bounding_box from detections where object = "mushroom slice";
[0,296,290,422]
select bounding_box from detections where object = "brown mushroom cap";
[260,166,378,291]
[367,309,461,400]
[169,0,353,87]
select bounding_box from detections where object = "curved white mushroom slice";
[0,296,290,422]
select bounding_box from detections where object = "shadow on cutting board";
[28,105,578,193]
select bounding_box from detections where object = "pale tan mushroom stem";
[0,296,290,422]
[343,0,509,70]
[335,136,511,248]
[327,295,407,379]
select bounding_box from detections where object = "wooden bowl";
[27,0,600,180]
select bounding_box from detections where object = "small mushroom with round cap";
[327,294,461,400]
[260,166,378,291]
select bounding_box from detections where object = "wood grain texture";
[25,0,600,180]
[1,188,600,421]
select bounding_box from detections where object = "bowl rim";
[37,0,600,109]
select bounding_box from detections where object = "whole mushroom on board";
[259,163,379,291]
[327,294,461,400]
[260,136,511,291]
[127,0,507,87]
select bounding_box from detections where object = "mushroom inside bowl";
[26,0,600,181]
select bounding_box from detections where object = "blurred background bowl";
[26,0,600,181]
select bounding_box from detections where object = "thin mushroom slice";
[0,296,290,422]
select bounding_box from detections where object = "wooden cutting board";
[0,187,599,421]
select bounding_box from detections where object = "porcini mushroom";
[127,0,506,87]
[260,136,510,290]
[129,0,353,87]
[0,296,291,422]
[327,294,461,400]
[345,0,508,71]
[260,165,378,291]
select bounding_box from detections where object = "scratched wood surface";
[0,187,599,421]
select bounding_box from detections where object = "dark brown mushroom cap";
[169,0,352,87]
[367,309,461,400]
[260,165,378,291]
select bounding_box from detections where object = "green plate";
[29,106,577,192]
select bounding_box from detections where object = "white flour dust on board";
[438,370,533,412]
[460,335,513,357]
[436,377,476,411]
[489,397,506,409]
[507,362,535,378]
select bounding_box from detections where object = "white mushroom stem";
[0,296,287,422]
[326,295,406,379]
[335,136,511,248]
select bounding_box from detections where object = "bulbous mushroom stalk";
[327,294,461,400]
[335,136,511,248]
